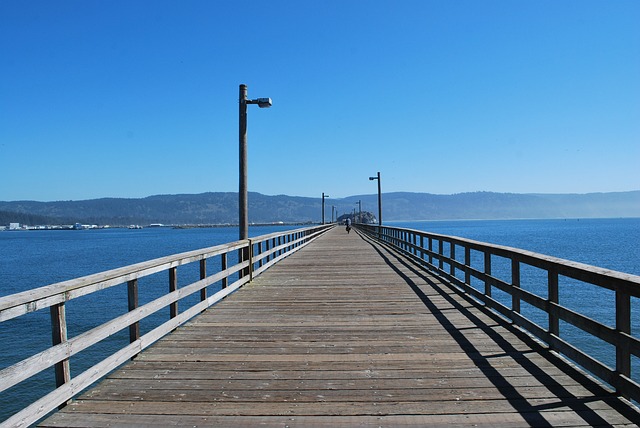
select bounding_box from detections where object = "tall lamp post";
[369,171,382,225]
[239,84,271,240]
[356,200,361,224]
[322,193,329,224]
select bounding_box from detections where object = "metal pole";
[322,193,328,224]
[239,84,248,240]
[376,171,382,225]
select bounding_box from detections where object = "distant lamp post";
[239,84,271,240]
[369,172,382,225]
[355,200,361,224]
[322,193,330,224]
[332,205,336,223]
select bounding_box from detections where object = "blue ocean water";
[392,218,640,276]
[1,219,639,422]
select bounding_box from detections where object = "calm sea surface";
[1,219,639,422]
[392,218,640,276]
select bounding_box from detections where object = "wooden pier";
[38,227,639,427]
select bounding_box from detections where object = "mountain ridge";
[1,190,638,226]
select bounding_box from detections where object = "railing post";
[249,239,254,282]
[428,237,433,266]
[511,259,521,315]
[50,302,71,408]
[169,267,178,319]
[221,253,228,289]
[265,239,271,263]
[464,246,471,289]
[616,289,631,394]
[438,240,444,271]
[484,251,492,298]
[239,241,251,280]
[450,242,456,277]
[127,279,140,344]
[548,268,559,338]
[258,242,263,268]
[200,259,207,302]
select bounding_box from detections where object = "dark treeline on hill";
[0,210,67,226]
[0,191,639,226]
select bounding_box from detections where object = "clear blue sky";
[1,1,638,202]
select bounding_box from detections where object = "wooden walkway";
[39,227,639,427]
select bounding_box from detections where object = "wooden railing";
[357,224,640,402]
[0,224,334,427]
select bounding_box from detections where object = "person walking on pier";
[345,217,351,234]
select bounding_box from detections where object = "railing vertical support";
[200,259,207,302]
[511,259,521,315]
[428,237,433,266]
[249,239,254,282]
[258,242,263,268]
[169,267,178,319]
[240,242,250,280]
[50,302,71,407]
[484,251,492,298]
[616,290,631,394]
[548,269,559,337]
[438,240,444,271]
[221,253,228,289]
[464,247,471,290]
[265,239,271,263]
[450,242,456,278]
[127,279,140,344]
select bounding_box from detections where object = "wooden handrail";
[357,224,640,402]
[0,224,334,427]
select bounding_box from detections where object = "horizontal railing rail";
[357,224,640,403]
[0,224,334,427]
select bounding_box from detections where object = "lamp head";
[246,97,272,108]
[256,98,272,108]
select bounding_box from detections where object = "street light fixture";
[239,84,271,240]
[369,172,382,225]
[322,193,330,224]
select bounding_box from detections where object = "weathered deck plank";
[39,227,640,427]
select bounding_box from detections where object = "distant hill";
[354,191,640,221]
[0,191,638,226]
